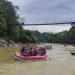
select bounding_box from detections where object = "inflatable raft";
[71,51,75,55]
[15,52,47,59]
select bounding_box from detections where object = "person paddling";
[20,45,26,54]
[39,47,46,55]
[20,45,30,56]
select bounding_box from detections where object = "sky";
[23,24,71,33]
[8,0,73,33]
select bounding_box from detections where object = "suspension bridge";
[21,22,75,27]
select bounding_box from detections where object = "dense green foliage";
[0,0,75,44]
[0,0,19,38]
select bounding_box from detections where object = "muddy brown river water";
[0,44,75,75]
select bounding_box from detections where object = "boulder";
[6,40,16,46]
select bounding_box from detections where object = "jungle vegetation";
[0,0,75,44]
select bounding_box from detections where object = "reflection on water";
[0,44,75,75]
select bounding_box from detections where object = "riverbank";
[0,38,75,52]
[0,38,17,47]
[0,39,52,50]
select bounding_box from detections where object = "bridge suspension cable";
[21,22,75,27]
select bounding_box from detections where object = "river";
[0,44,75,75]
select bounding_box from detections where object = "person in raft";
[34,47,46,55]
[20,45,30,56]
[20,45,26,53]
[33,47,40,55]
[41,47,46,55]
[38,47,46,55]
